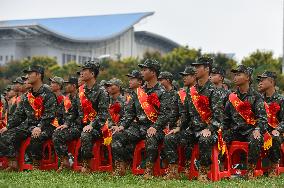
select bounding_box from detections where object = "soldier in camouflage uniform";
[0,65,57,170]
[257,71,284,177]
[111,59,169,179]
[159,67,198,179]
[49,76,65,126]
[125,70,143,104]
[52,77,80,172]
[223,65,268,180]
[181,56,224,182]
[210,66,230,107]
[8,77,25,118]
[0,94,8,128]
[77,61,109,173]
[158,71,181,179]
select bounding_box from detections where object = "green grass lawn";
[0,170,283,188]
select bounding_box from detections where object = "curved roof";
[0,12,154,42]
[135,31,180,48]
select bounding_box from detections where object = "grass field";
[0,170,283,188]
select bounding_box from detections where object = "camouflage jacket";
[120,83,170,131]
[76,83,109,130]
[224,87,268,135]
[107,94,125,128]
[181,81,224,133]
[55,94,65,125]
[167,89,182,130]
[7,84,57,130]
[217,87,231,108]
[63,93,80,128]
[0,95,8,122]
[263,91,284,133]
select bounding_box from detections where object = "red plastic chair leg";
[40,140,58,170]
[91,139,112,172]
[18,137,32,171]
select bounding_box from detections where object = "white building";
[0,12,180,65]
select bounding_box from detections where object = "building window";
[66,54,71,63]
[0,56,2,61]
[11,55,13,61]
[5,56,8,61]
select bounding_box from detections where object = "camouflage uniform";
[257,71,284,164]
[0,67,57,160]
[181,59,224,168]
[52,77,81,158]
[223,65,268,165]
[78,62,109,160]
[159,71,191,165]
[111,60,169,165]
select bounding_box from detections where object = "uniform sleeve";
[7,98,26,129]
[253,96,268,133]
[180,91,190,130]
[209,89,225,132]
[38,92,57,128]
[168,92,180,129]
[276,99,284,133]
[64,97,79,127]
[90,90,109,130]
[119,95,136,129]
[152,91,170,131]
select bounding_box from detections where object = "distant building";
[0,12,180,65]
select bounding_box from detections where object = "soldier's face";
[233,72,249,86]
[141,68,154,81]
[159,79,170,88]
[259,78,274,91]
[195,65,209,79]
[81,69,94,82]
[24,81,32,90]
[78,77,85,86]
[50,82,61,92]
[183,75,196,87]
[210,73,223,85]
[27,72,40,84]
[8,90,16,98]
[108,84,120,95]
[129,78,141,89]
[65,83,72,93]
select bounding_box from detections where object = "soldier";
[224,65,268,180]
[52,77,80,172]
[49,76,65,126]
[21,75,33,91]
[257,71,284,177]
[111,59,169,179]
[0,65,57,170]
[77,61,109,173]
[181,56,224,182]
[161,67,198,179]
[0,94,8,129]
[210,66,230,107]
[125,70,143,104]
[158,71,181,179]
[9,77,25,117]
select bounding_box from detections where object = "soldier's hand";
[201,129,211,137]
[272,130,280,137]
[0,127,7,134]
[56,124,68,130]
[32,127,41,138]
[147,127,157,137]
[166,130,174,135]
[83,125,93,133]
[118,126,124,132]
[253,129,261,139]
[111,126,119,134]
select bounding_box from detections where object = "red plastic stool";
[188,144,230,181]
[0,157,8,169]
[132,140,166,176]
[90,138,112,172]
[18,137,32,171]
[229,141,263,177]
[40,139,58,170]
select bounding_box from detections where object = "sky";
[0,0,282,61]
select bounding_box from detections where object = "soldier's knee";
[80,132,91,142]
[199,135,214,144]
[164,134,176,144]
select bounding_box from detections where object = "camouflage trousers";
[111,124,164,163]
[223,130,263,165]
[163,129,192,164]
[80,128,102,160]
[0,125,30,158]
[267,134,283,164]
[26,125,55,161]
[52,126,81,158]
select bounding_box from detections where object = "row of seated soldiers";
[0,56,283,182]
